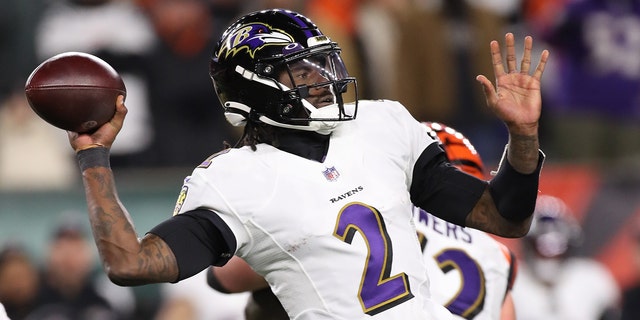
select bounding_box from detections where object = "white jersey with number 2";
[175,100,455,320]
[414,208,515,320]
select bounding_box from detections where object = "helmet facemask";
[250,44,357,134]
[218,44,357,135]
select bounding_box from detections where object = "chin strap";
[257,115,339,135]
[308,104,341,134]
[224,101,342,135]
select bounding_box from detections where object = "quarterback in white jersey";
[415,123,517,320]
[175,99,454,319]
[207,122,518,320]
[66,8,548,320]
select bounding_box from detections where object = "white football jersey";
[175,100,454,319]
[414,208,515,320]
[512,258,619,320]
[0,302,8,320]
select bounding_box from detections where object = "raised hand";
[476,33,550,137]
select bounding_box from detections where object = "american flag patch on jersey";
[322,166,340,181]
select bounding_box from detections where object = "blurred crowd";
[2,0,640,191]
[0,213,137,320]
[3,0,640,319]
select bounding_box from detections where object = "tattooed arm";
[82,166,178,285]
[70,96,178,285]
[463,132,542,237]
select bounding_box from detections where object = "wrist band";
[488,146,545,221]
[77,147,110,171]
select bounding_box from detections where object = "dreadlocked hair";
[232,121,280,151]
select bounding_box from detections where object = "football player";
[67,8,548,319]
[512,195,620,320]
[207,122,519,320]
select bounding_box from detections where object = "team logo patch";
[322,166,340,181]
[218,22,294,59]
[173,185,188,216]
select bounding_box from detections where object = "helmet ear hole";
[277,101,309,122]
[256,63,276,76]
[280,104,294,115]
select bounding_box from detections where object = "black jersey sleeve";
[148,209,237,282]
[409,143,488,226]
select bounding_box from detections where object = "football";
[24,52,126,133]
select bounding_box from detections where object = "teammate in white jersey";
[415,122,517,320]
[511,195,620,320]
[66,8,548,320]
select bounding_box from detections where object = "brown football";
[24,52,126,133]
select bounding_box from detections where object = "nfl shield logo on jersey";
[322,166,340,181]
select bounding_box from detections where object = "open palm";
[476,33,549,137]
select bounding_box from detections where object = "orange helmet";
[423,122,485,180]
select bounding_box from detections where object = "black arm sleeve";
[410,143,488,226]
[488,148,545,222]
[148,209,237,282]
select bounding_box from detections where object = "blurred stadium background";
[3,0,640,318]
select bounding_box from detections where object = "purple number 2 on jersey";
[435,249,486,319]
[333,202,414,315]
